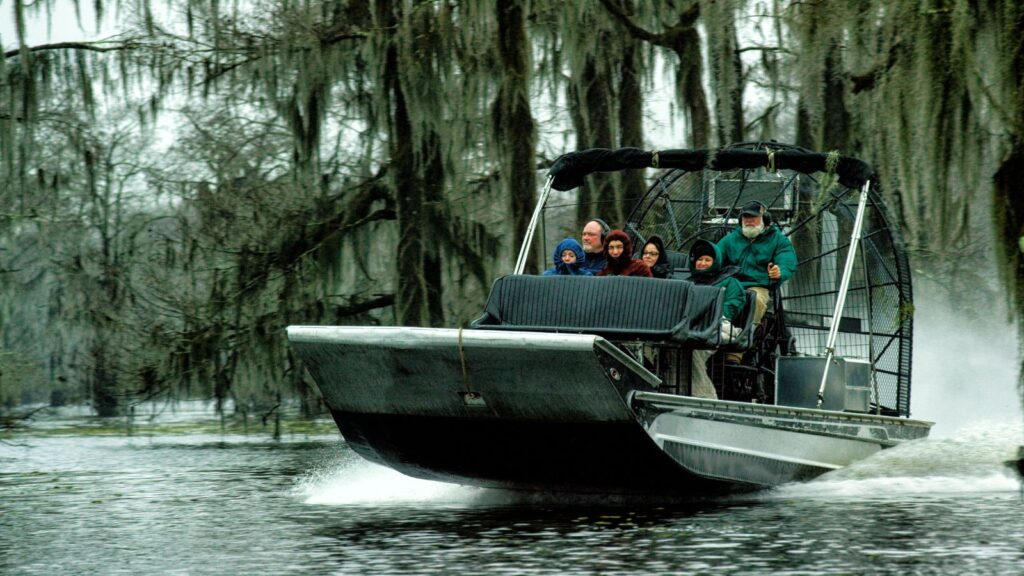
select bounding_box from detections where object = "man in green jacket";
[716,201,797,362]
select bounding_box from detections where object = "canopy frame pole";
[659,177,683,247]
[816,180,871,409]
[514,175,555,275]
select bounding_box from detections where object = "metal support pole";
[816,180,871,409]
[513,175,554,275]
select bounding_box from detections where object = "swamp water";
[3,302,1023,574]
[1,404,1021,575]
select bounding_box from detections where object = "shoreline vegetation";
[1,402,338,439]
[2,2,1021,429]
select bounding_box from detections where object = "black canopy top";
[547,145,874,191]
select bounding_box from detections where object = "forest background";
[1,0,1022,425]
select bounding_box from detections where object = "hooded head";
[551,237,587,274]
[689,239,722,274]
[642,234,672,278]
[602,229,635,274]
[548,236,589,274]
[641,235,668,267]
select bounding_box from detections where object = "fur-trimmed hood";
[599,230,652,278]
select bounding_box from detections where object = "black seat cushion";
[470,275,724,347]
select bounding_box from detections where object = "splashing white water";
[294,455,639,507]
[769,421,1023,499]
[297,422,1022,507]
[909,288,1022,436]
[295,456,485,506]
[771,280,1024,498]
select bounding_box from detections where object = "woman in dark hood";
[688,238,747,399]
[689,239,745,320]
[641,234,672,279]
[597,230,652,277]
[542,237,592,276]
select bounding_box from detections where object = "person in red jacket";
[597,230,652,277]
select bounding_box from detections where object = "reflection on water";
[2,413,1021,575]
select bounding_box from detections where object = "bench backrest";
[666,250,689,276]
[470,275,724,347]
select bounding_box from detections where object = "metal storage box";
[844,385,871,413]
[775,356,871,412]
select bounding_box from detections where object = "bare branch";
[4,38,145,59]
[597,0,700,49]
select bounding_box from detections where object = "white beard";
[742,223,765,239]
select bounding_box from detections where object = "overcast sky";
[1,0,108,49]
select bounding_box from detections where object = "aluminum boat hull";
[288,326,931,494]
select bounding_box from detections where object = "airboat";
[288,142,932,495]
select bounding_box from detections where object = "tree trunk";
[382,3,427,327]
[391,95,429,326]
[821,42,849,151]
[795,99,814,150]
[379,0,446,327]
[1003,4,1024,407]
[421,129,445,327]
[675,31,710,148]
[494,0,538,273]
[992,0,1024,398]
[91,344,120,417]
[573,55,618,226]
[705,0,744,145]
[567,82,591,227]
[618,13,646,213]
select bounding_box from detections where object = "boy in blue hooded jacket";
[543,238,593,276]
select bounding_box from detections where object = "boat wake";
[295,459,689,507]
[910,288,1022,436]
[296,418,1022,507]
[764,291,1023,500]
[295,457,485,506]
[768,420,1023,499]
